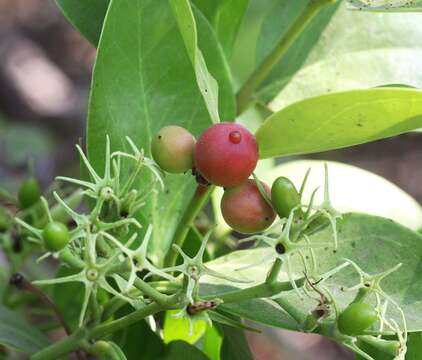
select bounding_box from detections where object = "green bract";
[18,178,41,209]
[338,302,378,336]
[42,222,70,252]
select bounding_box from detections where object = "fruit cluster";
[151,123,301,234]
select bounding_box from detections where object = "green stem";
[120,274,178,306]
[236,0,333,114]
[358,336,399,356]
[59,248,84,269]
[31,302,168,360]
[164,185,214,267]
[90,302,163,338]
[204,276,305,304]
[265,258,282,284]
[30,329,88,360]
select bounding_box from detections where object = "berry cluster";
[151,122,276,234]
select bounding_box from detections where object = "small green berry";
[42,222,69,252]
[271,176,301,219]
[338,302,378,336]
[18,178,41,209]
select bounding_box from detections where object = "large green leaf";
[262,160,422,231]
[86,0,233,262]
[163,310,207,345]
[114,317,164,360]
[159,341,209,360]
[170,0,220,123]
[200,282,300,330]
[192,0,249,58]
[347,0,422,12]
[406,332,422,359]
[263,2,422,109]
[256,88,422,158]
[52,267,84,330]
[220,326,253,360]
[193,8,236,120]
[203,213,422,332]
[255,0,339,94]
[0,304,50,354]
[56,0,110,46]
[202,325,223,360]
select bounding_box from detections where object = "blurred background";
[0,0,421,359]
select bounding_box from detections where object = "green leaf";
[114,317,164,360]
[159,341,209,360]
[262,160,422,231]
[86,0,233,261]
[200,283,300,330]
[256,88,422,158]
[203,213,422,332]
[170,0,221,124]
[55,0,110,46]
[163,310,207,345]
[220,326,253,360]
[255,0,339,96]
[265,2,422,110]
[0,304,50,354]
[193,7,236,121]
[202,325,223,360]
[347,0,422,12]
[192,0,249,58]
[52,267,84,330]
[406,332,422,359]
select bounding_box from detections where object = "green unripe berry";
[338,302,378,336]
[18,178,41,209]
[271,176,301,218]
[42,222,70,252]
[151,126,195,173]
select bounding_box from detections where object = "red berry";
[194,123,258,187]
[221,179,276,234]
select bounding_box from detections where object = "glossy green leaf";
[265,2,422,110]
[163,310,207,345]
[52,267,84,330]
[55,0,110,46]
[170,0,221,124]
[159,341,209,360]
[192,0,249,58]
[220,326,253,360]
[193,8,236,121]
[203,213,422,332]
[347,0,422,12]
[202,325,223,360]
[262,160,422,231]
[114,317,164,360]
[256,88,422,158]
[86,0,233,262]
[406,332,422,359]
[200,284,300,330]
[255,0,339,95]
[0,304,50,354]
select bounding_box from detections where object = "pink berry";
[221,179,276,234]
[194,123,258,187]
